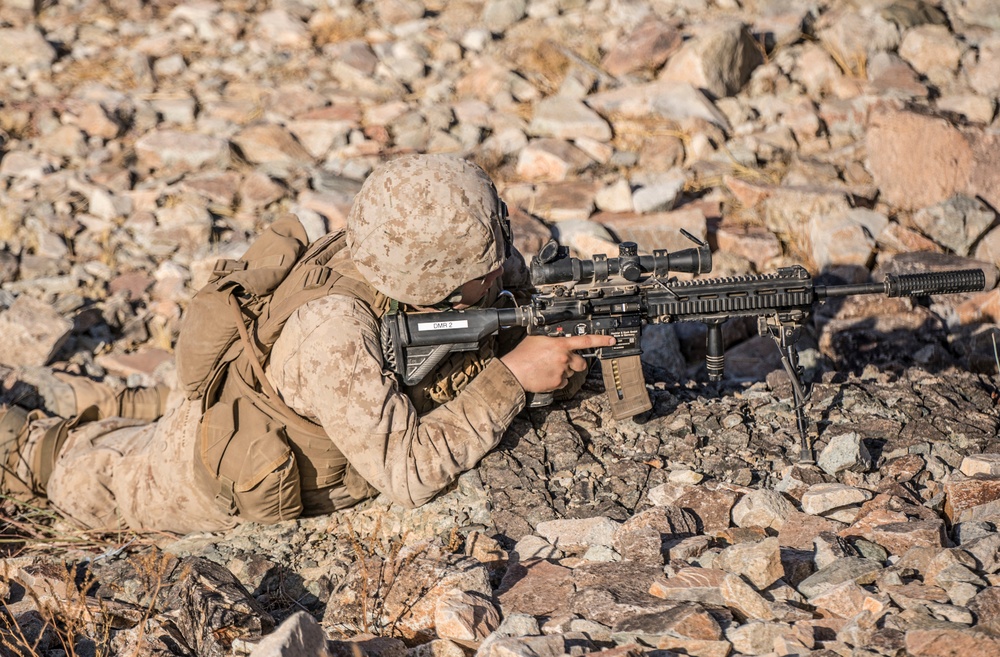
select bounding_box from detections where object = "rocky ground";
[2,0,1000,655]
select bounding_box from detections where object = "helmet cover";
[347,154,507,306]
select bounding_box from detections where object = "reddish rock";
[674,486,739,533]
[943,475,1000,523]
[649,567,727,606]
[905,628,1000,657]
[870,520,947,556]
[777,513,845,550]
[714,223,783,269]
[495,559,574,617]
[865,109,1000,211]
[601,20,681,76]
[613,602,723,641]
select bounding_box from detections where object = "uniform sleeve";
[267,294,526,508]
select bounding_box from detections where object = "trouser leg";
[55,373,170,421]
[46,399,237,534]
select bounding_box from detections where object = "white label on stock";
[417,320,469,331]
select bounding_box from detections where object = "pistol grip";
[601,355,652,420]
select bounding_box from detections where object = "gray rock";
[535,516,620,552]
[0,27,56,69]
[796,557,883,599]
[528,96,612,142]
[912,195,997,257]
[660,21,764,98]
[817,432,873,476]
[249,612,329,657]
[0,296,72,367]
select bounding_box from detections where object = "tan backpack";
[174,214,383,523]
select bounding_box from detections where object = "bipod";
[759,315,815,465]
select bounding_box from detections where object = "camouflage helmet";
[347,154,509,306]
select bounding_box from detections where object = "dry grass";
[341,514,413,637]
[823,43,868,79]
[0,525,173,657]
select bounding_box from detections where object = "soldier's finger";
[568,353,588,372]
[561,334,616,351]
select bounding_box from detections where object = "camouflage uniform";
[3,155,528,534]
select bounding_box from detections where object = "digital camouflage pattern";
[7,155,529,532]
[347,154,508,306]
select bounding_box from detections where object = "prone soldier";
[0,154,613,533]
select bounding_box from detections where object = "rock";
[731,489,797,530]
[612,602,723,641]
[960,455,1000,477]
[898,24,965,79]
[535,517,620,552]
[232,124,313,165]
[408,640,467,657]
[249,611,329,657]
[595,208,708,253]
[434,590,501,646]
[807,581,889,620]
[649,567,727,606]
[630,170,686,214]
[911,195,996,257]
[0,27,56,69]
[808,209,884,272]
[134,129,231,174]
[601,20,681,77]
[865,109,1000,211]
[817,433,873,476]
[720,573,776,621]
[570,561,675,627]
[587,80,730,130]
[482,0,526,32]
[495,560,574,617]
[673,485,739,533]
[515,139,594,182]
[725,621,788,656]
[512,535,562,561]
[800,483,873,516]
[528,97,612,142]
[944,476,1000,523]
[796,557,883,599]
[476,634,592,657]
[530,181,598,222]
[714,224,783,270]
[904,628,1000,657]
[713,537,784,590]
[0,295,72,367]
[660,21,763,98]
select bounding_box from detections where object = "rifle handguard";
[601,355,652,420]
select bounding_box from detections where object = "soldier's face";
[451,265,505,309]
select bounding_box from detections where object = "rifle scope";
[530,229,712,287]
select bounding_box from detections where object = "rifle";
[381,233,985,464]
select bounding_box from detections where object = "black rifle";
[381,233,985,463]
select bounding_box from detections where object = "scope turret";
[530,229,712,287]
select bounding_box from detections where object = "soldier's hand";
[500,334,616,393]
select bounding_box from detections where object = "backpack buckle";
[214,259,248,275]
[304,267,331,289]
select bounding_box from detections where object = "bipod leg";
[779,343,814,464]
[760,316,814,465]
